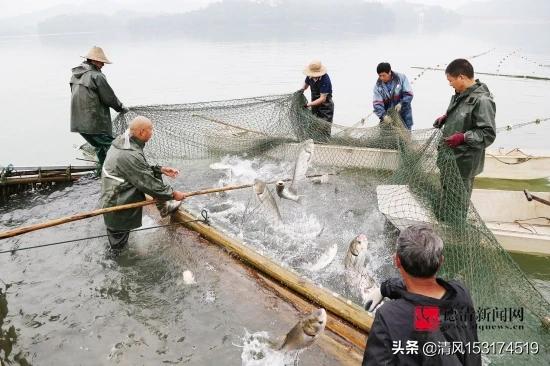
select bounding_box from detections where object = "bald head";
[129,116,153,142]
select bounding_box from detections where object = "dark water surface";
[0,179,354,365]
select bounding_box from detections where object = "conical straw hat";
[303,60,327,77]
[81,46,112,64]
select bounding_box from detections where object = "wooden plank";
[173,208,374,334]
[253,271,367,351]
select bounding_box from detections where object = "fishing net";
[113,92,549,364]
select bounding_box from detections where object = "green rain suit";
[70,61,124,135]
[100,135,173,232]
[440,80,496,194]
[70,61,124,168]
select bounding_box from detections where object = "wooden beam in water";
[173,208,374,334]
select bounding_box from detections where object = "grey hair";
[396,224,443,278]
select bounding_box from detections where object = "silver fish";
[159,200,182,218]
[253,179,282,222]
[291,139,314,189]
[278,308,327,351]
[344,234,369,270]
[275,181,302,203]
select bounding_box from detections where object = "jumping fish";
[291,139,314,189]
[275,181,302,203]
[277,308,327,351]
[306,244,338,272]
[253,179,283,222]
[343,234,369,270]
[159,200,182,218]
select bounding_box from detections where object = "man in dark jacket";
[373,62,414,130]
[362,225,481,365]
[299,60,334,141]
[70,46,129,172]
[434,59,496,201]
[100,116,186,251]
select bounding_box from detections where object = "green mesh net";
[113,92,549,364]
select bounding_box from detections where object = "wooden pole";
[173,208,374,333]
[0,184,254,240]
[0,173,334,240]
[192,114,267,136]
[524,189,550,207]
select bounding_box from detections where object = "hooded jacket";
[373,71,414,129]
[100,135,173,231]
[70,61,123,135]
[363,278,481,366]
[440,80,496,179]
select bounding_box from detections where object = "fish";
[343,234,369,270]
[159,200,182,218]
[305,244,338,272]
[277,308,327,351]
[275,181,302,203]
[253,179,282,222]
[358,271,377,304]
[291,139,314,189]
[207,203,233,213]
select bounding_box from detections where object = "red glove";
[445,132,465,148]
[433,114,447,129]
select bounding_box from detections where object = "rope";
[0,209,211,255]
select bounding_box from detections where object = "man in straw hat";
[101,116,186,253]
[70,46,129,174]
[298,60,334,141]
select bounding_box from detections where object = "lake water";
[1,28,550,365]
[1,29,550,166]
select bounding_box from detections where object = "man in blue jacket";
[373,62,414,130]
[362,225,481,365]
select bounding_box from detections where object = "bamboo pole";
[0,174,334,240]
[0,173,90,186]
[173,208,374,333]
[411,66,550,81]
[192,114,267,136]
[0,184,255,240]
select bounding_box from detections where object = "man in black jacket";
[362,225,480,365]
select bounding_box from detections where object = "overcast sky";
[0,0,475,19]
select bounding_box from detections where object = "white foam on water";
[304,244,338,272]
[240,330,300,366]
[182,270,196,285]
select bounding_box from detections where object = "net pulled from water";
[113,93,549,364]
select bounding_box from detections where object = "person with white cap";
[100,116,186,253]
[298,60,334,141]
[70,46,129,173]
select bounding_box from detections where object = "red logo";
[414,306,441,331]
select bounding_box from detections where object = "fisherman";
[100,116,186,252]
[298,60,334,141]
[362,224,480,365]
[70,46,129,174]
[373,62,414,130]
[434,58,496,206]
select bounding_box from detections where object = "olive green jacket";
[100,135,173,231]
[441,80,496,179]
[70,61,123,136]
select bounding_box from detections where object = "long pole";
[0,173,333,240]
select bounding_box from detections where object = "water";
[0,179,353,365]
[1,30,550,166]
[2,27,550,365]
